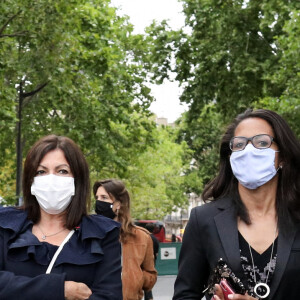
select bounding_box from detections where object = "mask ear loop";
[277,164,283,171]
[111,201,120,218]
[275,150,282,172]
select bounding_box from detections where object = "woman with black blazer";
[173,109,300,300]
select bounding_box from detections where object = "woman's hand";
[213,284,258,300]
[64,281,92,300]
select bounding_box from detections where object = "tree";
[124,125,192,219]
[176,104,224,194]
[0,0,155,203]
[0,0,75,202]
[0,0,190,219]
[145,0,300,193]
[255,9,300,136]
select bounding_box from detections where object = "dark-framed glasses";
[229,134,275,152]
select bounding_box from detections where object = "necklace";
[248,227,277,299]
[37,225,67,240]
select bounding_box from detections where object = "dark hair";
[93,179,134,243]
[145,223,155,233]
[23,135,90,229]
[202,109,300,228]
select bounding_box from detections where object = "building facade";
[164,193,204,239]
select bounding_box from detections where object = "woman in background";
[93,179,157,300]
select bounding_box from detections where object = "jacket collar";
[0,207,120,267]
[214,197,243,277]
[269,224,297,299]
[0,207,29,239]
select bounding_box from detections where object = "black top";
[150,234,159,262]
[239,232,277,298]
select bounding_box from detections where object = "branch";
[48,109,60,118]
[22,81,49,98]
[0,10,22,36]
[21,81,49,107]
[0,31,28,39]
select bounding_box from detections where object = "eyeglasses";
[229,134,275,152]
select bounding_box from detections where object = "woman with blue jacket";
[0,135,122,299]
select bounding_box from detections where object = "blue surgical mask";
[230,144,280,189]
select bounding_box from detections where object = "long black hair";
[202,109,300,230]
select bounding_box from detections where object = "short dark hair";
[202,109,300,228]
[93,179,134,242]
[23,135,90,228]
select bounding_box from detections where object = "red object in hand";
[220,279,235,300]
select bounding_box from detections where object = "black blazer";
[173,197,300,300]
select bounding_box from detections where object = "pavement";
[152,275,176,300]
[152,275,206,300]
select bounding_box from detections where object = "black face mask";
[95,201,116,219]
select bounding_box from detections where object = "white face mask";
[31,174,75,214]
[230,144,280,189]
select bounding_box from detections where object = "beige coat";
[122,226,158,300]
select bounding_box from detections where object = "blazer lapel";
[269,226,297,299]
[214,202,242,274]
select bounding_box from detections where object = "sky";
[110,0,188,123]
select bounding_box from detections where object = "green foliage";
[88,124,192,219]
[176,104,224,194]
[1,1,152,165]
[2,0,299,215]
[0,0,189,219]
[255,9,300,137]
[124,126,192,219]
[145,0,300,195]
[255,97,300,138]
[149,0,300,118]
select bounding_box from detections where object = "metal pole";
[15,82,23,206]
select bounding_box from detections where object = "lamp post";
[15,79,48,205]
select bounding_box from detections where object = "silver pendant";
[254,282,270,299]
[42,235,46,240]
